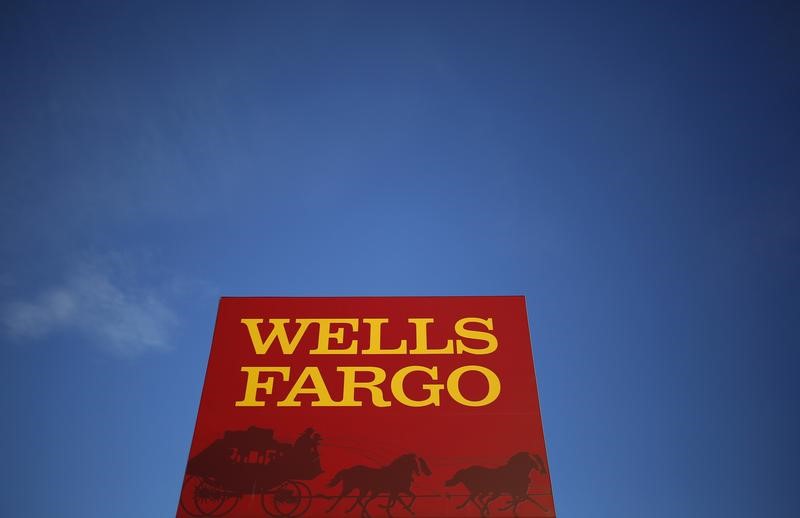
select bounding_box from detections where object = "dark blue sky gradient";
[1,2,798,516]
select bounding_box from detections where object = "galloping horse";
[326,453,431,517]
[445,452,547,517]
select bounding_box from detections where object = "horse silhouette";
[445,452,547,517]
[326,453,431,517]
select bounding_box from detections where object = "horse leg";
[455,493,475,510]
[480,493,499,517]
[346,489,365,512]
[378,493,394,509]
[469,493,489,517]
[526,495,549,513]
[327,485,352,513]
[390,491,415,515]
[379,492,396,517]
[359,493,379,518]
[512,497,522,518]
[398,491,416,515]
[472,493,486,516]
[496,496,521,517]
[497,496,515,511]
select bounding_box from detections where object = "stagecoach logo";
[178,296,556,517]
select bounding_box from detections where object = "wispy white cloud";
[2,260,176,356]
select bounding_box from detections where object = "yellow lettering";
[278,366,337,407]
[455,317,498,355]
[235,367,290,407]
[391,366,443,407]
[240,318,312,355]
[307,318,359,354]
[337,366,391,407]
[408,318,454,354]
[447,365,501,407]
[362,318,408,354]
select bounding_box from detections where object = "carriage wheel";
[261,480,312,517]
[289,482,313,517]
[198,491,239,517]
[179,476,239,517]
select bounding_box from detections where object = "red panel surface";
[177,296,555,517]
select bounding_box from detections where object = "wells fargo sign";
[178,296,555,517]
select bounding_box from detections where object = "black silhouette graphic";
[326,453,432,517]
[294,428,321,459]
[445,452,547,517]
[180,428,551,517]
[224,427,290,464]
[180,426,322,517]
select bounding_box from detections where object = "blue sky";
[1,1,798,516]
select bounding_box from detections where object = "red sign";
[178,296,555,517]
